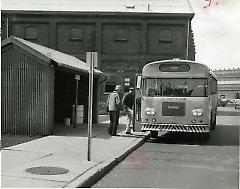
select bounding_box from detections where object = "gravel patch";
[1,134,42,149]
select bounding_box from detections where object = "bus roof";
[142,59,216,79]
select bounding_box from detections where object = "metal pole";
[186,18,190,60]
[87,53,94,161]
[74,79,79,128]
[6,17,9,38]
[133,89,136,132]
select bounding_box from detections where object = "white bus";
[136,59,218,138]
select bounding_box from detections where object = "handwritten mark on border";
[203,0,222,8]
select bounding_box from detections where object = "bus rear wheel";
[150,131,158,138]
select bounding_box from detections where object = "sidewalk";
[1,116,150,188]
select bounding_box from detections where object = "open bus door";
[133,74,142,131]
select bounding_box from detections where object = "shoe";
[126,132,132,135]
[111,133,118,136]
[107,129,112,134]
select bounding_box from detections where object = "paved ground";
[1,116,149,188]
[217,106,240,116]
[2,107,238,188]
[217,107,240,125]
[93,107,239,189]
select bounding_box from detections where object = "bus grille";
[141,123,209,133]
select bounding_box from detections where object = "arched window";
[159,28,173,43]
[114,27,128,42]
[105,73,117,92]
[69,27,83,40]
[24,26,38,40]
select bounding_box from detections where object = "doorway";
[53,70,89,126]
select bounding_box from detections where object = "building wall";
[1,44,54,135]
[213,68,240,99]
[2,12,195,112]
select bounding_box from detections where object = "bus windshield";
[143,78,208,97]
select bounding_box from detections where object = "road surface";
[92,107,239,189]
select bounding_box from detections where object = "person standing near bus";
[107,85,123,136]
[122,87,134,134]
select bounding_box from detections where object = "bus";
[136,59,218,138]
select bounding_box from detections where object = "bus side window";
[210,78,217,94]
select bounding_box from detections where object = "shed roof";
[1,0,194,14]
[1,36,102,75]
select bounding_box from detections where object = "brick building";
[213,68,240,99]
[1,0,195,112]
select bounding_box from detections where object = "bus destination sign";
[159,63,190,72]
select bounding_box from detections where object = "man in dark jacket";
[107,85,123,136]
[122,87,134,134]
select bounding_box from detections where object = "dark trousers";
[108,111,120,135]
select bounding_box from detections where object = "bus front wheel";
[150,131,158,138]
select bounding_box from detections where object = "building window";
[159,29,173,43]
[114,27,128,42]
[124,77,131,91]
[105,84,116,93]
[105,73,117,93]
[124,78,130,86]
[210,77,217,94]
[69,27,83,41]
[24,26,38,40]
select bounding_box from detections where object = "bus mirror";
[136,75,142,89]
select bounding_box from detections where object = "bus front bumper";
[141,123,210,133]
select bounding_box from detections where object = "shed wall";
[1,44,54,135]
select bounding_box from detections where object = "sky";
[189,0,240,70]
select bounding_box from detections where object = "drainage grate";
[25,166,69,175]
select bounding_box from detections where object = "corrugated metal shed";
[2,39,54,135]
[1,0,193,14]
[1,36,102,136]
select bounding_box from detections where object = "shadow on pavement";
[52,122,126,140]
[148,124,239,146]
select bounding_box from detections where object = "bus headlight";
[145,108,156,115]
[192,109,203,116]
